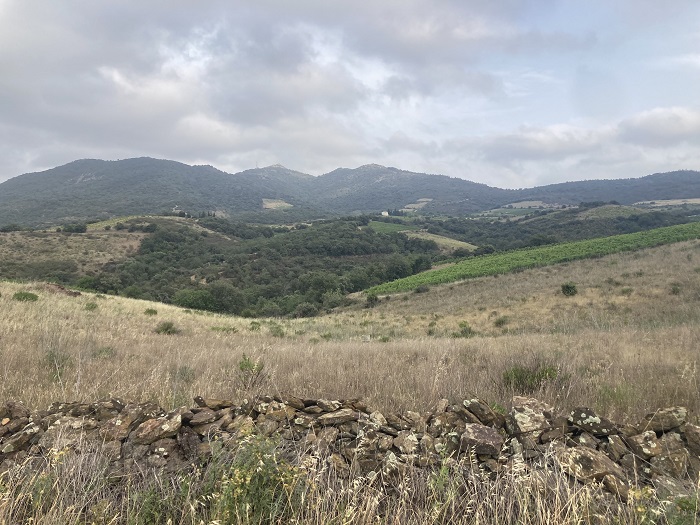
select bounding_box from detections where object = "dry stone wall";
[1,394,699,501]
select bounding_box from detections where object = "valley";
[1,162,700,524]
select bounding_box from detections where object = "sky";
[1,1,699,188]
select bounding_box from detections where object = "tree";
[173,288,215,310]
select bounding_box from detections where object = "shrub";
[268,323,285,338]
[169,364,196,385]
[90,346,116,359]
[207,436,303,523]
[43,349,73,383]
[414,285,430,293]
[451,321,475,338]
[670,283,682,295]
[154,321,180,335]
[365,293,379,308]
[13,291,38,302]
[494,316,509,328]
[144,308,158,316]
[237,354,266,391]
[249,321,261,331]
[561,282,578,296]
[503,363,558,393]
[293,302,319,318]
[211,325,239,333]
[84,302,98,311]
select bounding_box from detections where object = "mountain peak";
[358,163,387,170]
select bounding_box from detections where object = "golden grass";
[403,231,477,252]
[262,198,293,209]
[0,230,143,275]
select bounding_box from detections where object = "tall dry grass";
[1,249,699,422]
[1,438,694,525]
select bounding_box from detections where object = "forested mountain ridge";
[0,157,698,226]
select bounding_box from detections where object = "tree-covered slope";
[311,164,513,213]
[0,156,698,227]
[0,158,318,227]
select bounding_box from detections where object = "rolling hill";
[0,157,699,226]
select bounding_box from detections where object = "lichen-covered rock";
[393,430,419,454]
[650,449,689,478]
[193,396,233,410]
[571,432,600,450]
[641,407,687,432]
[557,446,626,484]
[682,423,700,455]
[510,397,552,448]
[464,399,506,428]
[130,413,182,445]
[626,431,663,460]
[317,399,342,412]
[568,407,617,436]
[1,423,42,453]
[317,408,358,426]
[189,408,217,426]
[38,416,99,451]
[460,423,504,456]
[2,393,700,504]
[602,435,630,462]
[428,412,465,437]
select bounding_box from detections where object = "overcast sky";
[1,1,699,188]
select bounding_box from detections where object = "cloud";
[618,107,700,147]
[0,1,699,187]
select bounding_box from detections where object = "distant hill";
[515,170,700,206]
[311,164,512,214]
[0,158,318,227]
[0,157,698,226]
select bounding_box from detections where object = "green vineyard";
[367,221,700,294]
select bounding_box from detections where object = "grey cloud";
[478,126,606,163]
[618,108,700,147]
[0,1,699,187]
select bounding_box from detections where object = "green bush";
[293,302,319,318]
[493,316,509,328]
[43,349,73,383]
[268,323,285,338]
[207,436,304,524]
[451,321,475,338]
[84,302,98,311]
[561,282,578,296]
[90,346,116,359]
[503,363,558,393]
[13,291,39,302]
[144,308,158,316]
[154,321,180,335]
[365,293,379,308]
[237,354,266,391]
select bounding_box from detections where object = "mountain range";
[0,157,699,226]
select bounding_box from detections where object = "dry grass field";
[1,239,699,421]
[2,239,700,524]
[0,230,143,278]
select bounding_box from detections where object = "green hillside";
[367,222,700,294]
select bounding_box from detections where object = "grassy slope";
[366,220,420,233]
[2,237,700,421]
[368,222,700,294]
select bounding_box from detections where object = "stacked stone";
[1,395,699,501]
